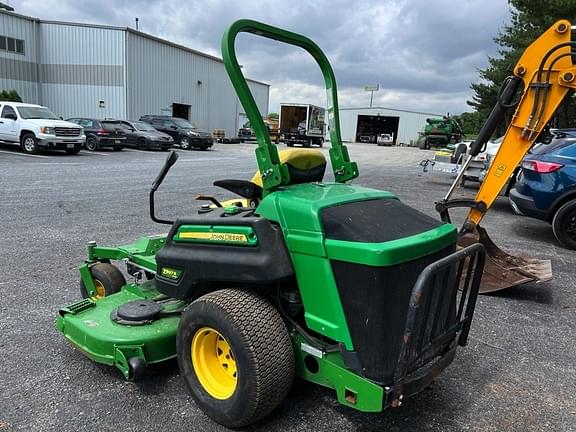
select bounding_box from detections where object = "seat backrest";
[251,149,327,187]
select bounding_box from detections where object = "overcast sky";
[14,0,511,115]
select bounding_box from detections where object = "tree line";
[0,90,22,102]
[461,0,576,136]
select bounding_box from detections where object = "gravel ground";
[0,142,574,432]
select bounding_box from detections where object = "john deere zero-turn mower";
[56,20,489,428]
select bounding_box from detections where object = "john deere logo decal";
[174,225,258,246]
[178,232,248,243]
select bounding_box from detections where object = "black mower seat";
[213,179,262,200]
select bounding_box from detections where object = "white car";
[0,102,85,154]
[377,133,394,146]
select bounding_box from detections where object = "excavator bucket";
[459,226,552,294]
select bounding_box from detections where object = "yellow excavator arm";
[469,19,576,227]
[437,20,576,293]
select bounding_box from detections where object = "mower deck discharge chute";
[56,18,568,428]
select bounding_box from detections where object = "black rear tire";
[177,289,294,428]
[85,136,99,151]
[179,136,192,150]
[79,262,126,300]
[552,199,576,250]
[418,137,429,150]
[137,139,148,150]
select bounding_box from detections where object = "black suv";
[67,118,126,151]
[139,115,213,150]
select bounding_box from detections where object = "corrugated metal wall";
[339,107,442,145]
[0,10,269,131]
[0,12,40,103]
[38,23,126,119]
[126,32,269,137]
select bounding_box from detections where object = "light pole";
[364,84,379,107]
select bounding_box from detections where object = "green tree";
[468,0,576,134]
[267,112,279,121]
[458,111,485,136]
[0,89,22,102]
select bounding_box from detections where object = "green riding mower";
[56,20,485,428]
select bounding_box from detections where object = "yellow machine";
[437,19,576,292]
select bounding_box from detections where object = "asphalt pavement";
[0,142,574,432]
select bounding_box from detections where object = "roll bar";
[221,19,359,193]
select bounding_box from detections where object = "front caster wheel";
[79,262,126,301]
[177,289,294,428]
[128,357,147,380]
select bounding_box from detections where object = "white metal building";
[0,9,269,137]
[338,106,444,145]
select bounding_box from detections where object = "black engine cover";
[155,210,294,300]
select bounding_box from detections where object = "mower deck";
[56,282,186,379]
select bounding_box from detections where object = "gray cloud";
[17,0,510,114]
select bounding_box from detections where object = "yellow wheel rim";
[91,279,106,301]
[191,327,237,400]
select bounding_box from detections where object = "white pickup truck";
[0,102,85,154]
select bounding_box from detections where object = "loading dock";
[172,103,191,120]
[338,107,443,145]
[355,115,399,144]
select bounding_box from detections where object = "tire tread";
[180,289,294,427]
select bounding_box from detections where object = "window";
[1,105,17,119]
[0,35,25,55]
[17,106,59,120]
[173,118,195,129]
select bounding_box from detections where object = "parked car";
[509,133,576,249]
[139,115,213,150]
[0,102,85,154]
[67,118,126,151]
[118,120,174,150]
[376,133,394,146]
[238,120,279,143]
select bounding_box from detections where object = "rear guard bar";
[386,243,485,406]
